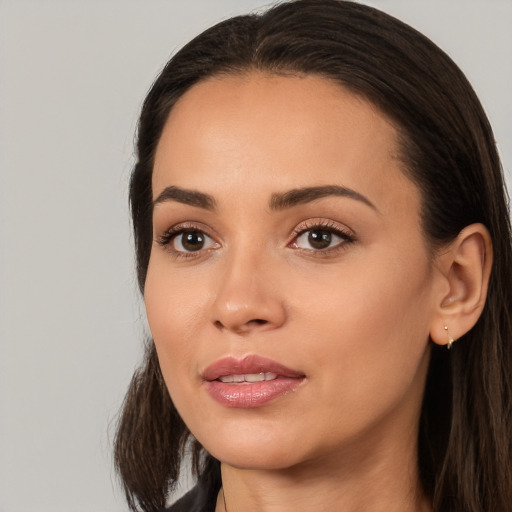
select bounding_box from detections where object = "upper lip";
[202,355,305,381]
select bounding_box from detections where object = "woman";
[114,1,512,511]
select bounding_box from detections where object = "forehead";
[152,72,418,217]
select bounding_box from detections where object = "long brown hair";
[114,1,512,510]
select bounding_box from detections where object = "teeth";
[244,373,264,383]
[219,372,278,383]
[245,372,277,382]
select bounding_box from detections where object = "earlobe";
[430,223,493,348]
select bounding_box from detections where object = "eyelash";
[290,219,356,256]
[156,222,217,259]
[156,220,356,259]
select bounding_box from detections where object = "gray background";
[0,1,510,511]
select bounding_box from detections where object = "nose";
[210,250,287,335]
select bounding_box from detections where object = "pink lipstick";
[202,355,305,408]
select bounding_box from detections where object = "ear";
[430,223,493,348]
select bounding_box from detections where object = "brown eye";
[307,230,332,249]
[173,230,211,252]
[292,225,353,252]
[157,225,220,256]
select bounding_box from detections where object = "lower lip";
[205,377,304,408]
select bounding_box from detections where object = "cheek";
[289,251,432,344]
[286,253,433,415]
[144,257,210,390]
[145,254,210,337]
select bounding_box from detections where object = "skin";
[144,72,464,511]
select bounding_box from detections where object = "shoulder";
[166,483,214,512]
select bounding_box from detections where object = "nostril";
[213,318,268,331]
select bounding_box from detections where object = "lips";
[202,355,306,408]
[203,354,305,381]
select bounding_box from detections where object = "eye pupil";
[308,230,332,249]
[182,230,205,251]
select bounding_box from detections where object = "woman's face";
[145,73,439,470]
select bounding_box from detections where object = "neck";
[215,428,431,512]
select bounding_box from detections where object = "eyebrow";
[153,184,377,212]
[269,185,377,211]
[153,186,216,210]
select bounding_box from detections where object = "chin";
[194,423,309,471]
[210,443,304,471]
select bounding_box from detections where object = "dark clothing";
[166,482,216,512]
[167,459,221,512]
